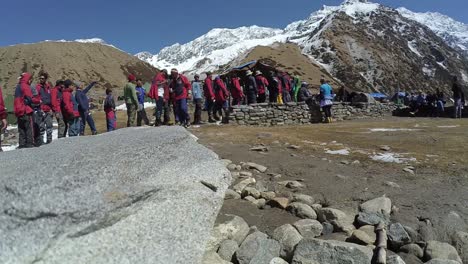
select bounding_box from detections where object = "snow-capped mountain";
[136,26,285,75]
[135,0,468,94]
[397,7,468,54]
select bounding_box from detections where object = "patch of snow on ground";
[369,128,421,132]
[408,40,423,57]
[371,153,416,163]
[325,149,350,155]
[437,125,459,128]
[116,103,156,111]
[422,64,435,77]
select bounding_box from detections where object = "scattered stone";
[352,160,361,165]
[293,219,323,238]
[256,133,273,138]
[380,145,391,151]
[286,202,317,219]
[403,226,419,244]
[231,172,240,178]
[292,238,373,264]
[387,254,407,264]
[336,174,349,180]
[285,181,305,190]
[267,197,289,209]
[425,240,462,263]
[225,189,241,200]
[348,230,375,246]
[292,194,315,206]
[358,225,377,243]
[240,171,253,178]
[217,240,238,262]
[242,187,261,199]
[251,146,269,152]
[388,223,411,249]
[311,204,322,212]
[320,232,351,242]
[235,165,242,171]
[243,162,268,173]
[400,243,424,258]
[273,224,303,260]
[269,257,289,264]
[254,198,267,209]
[288,145,301,150]
[317,208,354,233]
[356,211,390,226]
[418,220,435,242]
[384,181,400,188]
[205,215,250,251]
[244,196,257,203]
[403,167,415,174]
[236,231,281,264]
[260,191,276,200]
[272,140,280,144]
[341,160,350,165]
[321,222,334,235]
[452,231,468,264]
[202,251,231,264]
[233,177,256,194]
[441,211,468,241]
[227,163,238,171]
[359,196,392,215]
[254,180,268,192]
[221,159,233,166]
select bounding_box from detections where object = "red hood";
[19,73,32,85]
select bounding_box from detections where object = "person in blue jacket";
[192,74,203,124]
[75,81,98,135]
[319,78,334,123]
[135,79,150,126]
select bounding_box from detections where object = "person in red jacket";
[51,80,66,138]
[61,80,81,137]
[281,72,292,103]
[14,73,39,148]
[0,86,7,152]
[149,69,170,126]
[255,70,269,103]
[213,76,230,124]
[203,72,216,123]
[169,68,191,128]
[230,74,244,106]
[36,72,54,144]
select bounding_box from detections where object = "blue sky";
[1,0,466,54]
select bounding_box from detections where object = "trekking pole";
[375,221,387,264]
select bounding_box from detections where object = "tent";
[369,93,388,99]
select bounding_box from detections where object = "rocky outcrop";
[0,127,231,264]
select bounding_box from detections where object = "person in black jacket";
[245,70,257,105]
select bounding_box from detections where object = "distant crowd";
[1,69,465,152]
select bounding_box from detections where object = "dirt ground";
[190,116,468,238]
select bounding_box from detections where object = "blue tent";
[369,93,388,99]
[232,61,257,70]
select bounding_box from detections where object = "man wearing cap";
[169,68,192,127]
[149,69,170,126]
[203,71,216,123]
[255,70,269,103]
[51,80,66,138]
[61,80,81,136]
[14,73,39,148]
[245,70,258,105]
[36,72,54,144]
[192,74,203,124]
[75,80,97,135]
[0,85,7,151]
[124,74,138,127]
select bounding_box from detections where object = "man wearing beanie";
[124,74,138,127]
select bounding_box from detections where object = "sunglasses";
[40,78,46,80]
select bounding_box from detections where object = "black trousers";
[257,93,266,103]
[206,99,215,118]
[137,109,150,126]
[247,91,257,105]
[18,114,34,148]
[194,98,203,124]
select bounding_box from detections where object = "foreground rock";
[202,251,231,264]
[0,127,231,264]
[236,231,281,264]
[452,231,468,264]
[273,224,303,260]
[206,215,250,251]
[424,240,462,263]
[292,238,373,264]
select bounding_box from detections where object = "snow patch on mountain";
[42,38,122,51]
[397,7,468,53]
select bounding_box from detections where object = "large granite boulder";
[0,127,231,264]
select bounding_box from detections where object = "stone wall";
[230,102,397,126]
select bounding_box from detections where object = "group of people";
[2,72,100,149]
[401,76,466,118]
[121,68,336,128]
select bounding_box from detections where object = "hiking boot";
[208,117,216,123]
[92,131,98,135]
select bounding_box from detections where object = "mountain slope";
[0,41,157,97]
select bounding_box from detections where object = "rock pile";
[207,160,467,264]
